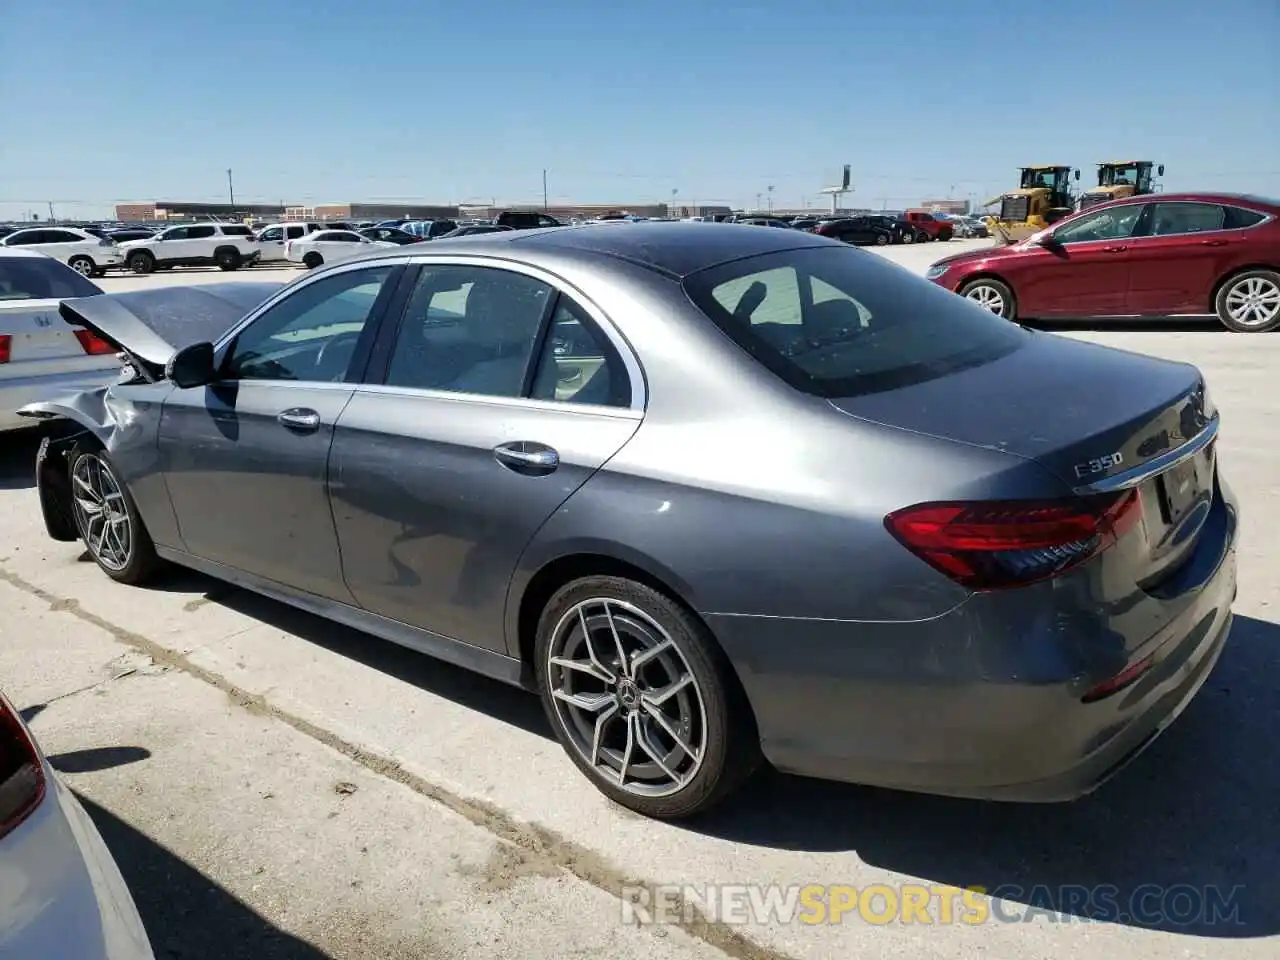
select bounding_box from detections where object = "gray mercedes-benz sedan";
[20,223,1237,819]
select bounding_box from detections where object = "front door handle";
[493,441,559,476]
[1200,239,1228,247]
[277,407,320,432]
[1102,245,1128,253]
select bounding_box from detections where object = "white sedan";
[0,250,124,432]
[285,230,396,269]
[0,688,154,958]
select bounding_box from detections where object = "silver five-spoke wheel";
[72,453,132,572]
[965,283,1005,314]
[546,598,707,798]
[1224,276,1280,329]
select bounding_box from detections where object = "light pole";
[671,188,678,218]
[226,168,236,217]
[755,192,762,212]
[767,184,774,212]
[543,169,549,211]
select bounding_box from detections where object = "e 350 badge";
[1074,452,1124,478]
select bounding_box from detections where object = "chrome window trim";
[396,251,647,412]
[1072,416,1219,495]
[349,381,644,420]
[1043,200,1273,249]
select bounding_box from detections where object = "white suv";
[0,227,124,277]
[116,223,261,274]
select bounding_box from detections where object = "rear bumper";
[708,479,1239,801]
[0,368,120,432]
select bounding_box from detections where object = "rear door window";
[683,246,1028,398]
[1149,203,1226,236]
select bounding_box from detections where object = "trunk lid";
[57,282,283,378]
[829,333,1216,582]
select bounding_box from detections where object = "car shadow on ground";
[179,574,1278,937]
[75,792,329,960]
[1028,315,1221,333]
[696,612,1279,937]
[190,579,553,740]
[0,428,42,491]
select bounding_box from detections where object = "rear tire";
[216,248,241,271]
[1215,269,1280,332]
[960,277,1017,320]
[874,233,889,246]
[535,575,760,820]
[128,251,155,274]
[68,255,95,277]
[302,252,323,269]
[68,446,163,585]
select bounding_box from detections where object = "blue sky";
[2,0,1277,220]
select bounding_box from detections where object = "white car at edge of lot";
[285,230,397,269]
[0,251,123,433]
[0,688,155,959]
[0,227,125,278]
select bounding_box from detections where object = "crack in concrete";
[0,566,797,960]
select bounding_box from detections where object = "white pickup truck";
[117,223,261,274]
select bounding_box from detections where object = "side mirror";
[166,341,216,388]
[1032,231,1062,249]
[1074,169,1081,180]
[1158,164,1165,176]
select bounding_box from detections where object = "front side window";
[384,265,553,397]
[683,246,1027,398]
[4,230,45,246]
[259,227,283,241]
[223,265,395,382]
[1053,205,1145,244]
[0,257,101,300]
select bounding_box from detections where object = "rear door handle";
[277,407,320,432]
[493,441,559,476]
[1102,245,1128,253]
[1200,239,1228,247]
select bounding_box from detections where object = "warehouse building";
[114,201,286,221]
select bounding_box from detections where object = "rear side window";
[188,225,217,239]
[683,246,1028,398]
[1149,203,1225,236]
[1223,206,1266,229]
[0,256,102,300]
[220,225,253,236]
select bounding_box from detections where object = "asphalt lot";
[1,239,1276,959]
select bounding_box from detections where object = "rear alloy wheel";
[69,448,162,584]
[960,278,1017,320]
[1216,270,1280,332]
[901,232,914,244]
[68,255,95,277]
[128,251,155,274]
[875,233,889,245]
[536,576,758,819]
[216,249,241,271]
[302,252,323,269]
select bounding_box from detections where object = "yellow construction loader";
[982,165,1080,244]
[1077,160,1164,210]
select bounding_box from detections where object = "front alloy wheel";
[537,577,758,818]
[69,448,162,584]
[71,453,132,572]
[960,278,1016,320]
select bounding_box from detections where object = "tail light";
[98,238,115,247]
[0,692,46,840]
[0,335,10,364]
[884,490,1141,590]
[74,329,117,355]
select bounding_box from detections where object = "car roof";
[1092,191,1279,211]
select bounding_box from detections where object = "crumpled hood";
[57,282,282,370]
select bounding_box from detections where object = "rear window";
[683,246,1028,398]
[0,256,102,300]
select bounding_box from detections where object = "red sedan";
[926,192,1280,332]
